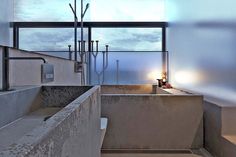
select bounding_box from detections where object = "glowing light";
[147,70,162,81]
[174,70,199,85]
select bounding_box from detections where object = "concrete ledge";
[222,136,236,157]
[204,100,236,157]
[101,117,108,148]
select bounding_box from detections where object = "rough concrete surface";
[0,86,101,157]
[102,154,203,157]
[0,86,42,128]
[101,85,170,94]
[7,47,82,86]
[102,93,203,149]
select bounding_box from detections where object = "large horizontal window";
[19,28,88,59]
[14,22,166,85]
[92,28,162,51]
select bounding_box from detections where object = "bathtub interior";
[0,86,92,128]
[101,85,170,94]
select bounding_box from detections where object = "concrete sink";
[0,86,101,157]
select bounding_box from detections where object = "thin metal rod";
[102,51,105,84]
[166,51,169,82]
[83,40,86,63]
[81,40,86,85]
[91,41,94,54]
[82,3,89,18]
[68,45,72,60]
[88,28,92,84]
[81,0,84,58]
[13,26,19,49]
[162,26,167,80]
[116,60,119,85]
[69,2,78,61]
[78,40,81,59]
[69,4,78,19]
[74,0,77,61]
[94,40,99,57]
[2,47,10,91]
[80,0,85,85]
[104,45,109,69]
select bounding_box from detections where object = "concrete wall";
[0,0,13,46]
[203,101,222,156]
[0,86,41,128]
[0,86,92,129]
[166,0,236,105]
[204,100,236,157]
[0,86,101,157]
[0,46,82,89]
[101,94,203,149]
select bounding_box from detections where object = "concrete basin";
[101,85,203,150]
[0,86,101,157]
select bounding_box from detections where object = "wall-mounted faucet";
[1,46,54,91]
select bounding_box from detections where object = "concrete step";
[222,135,236,157]
[101,117,108,147]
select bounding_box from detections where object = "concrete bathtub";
[101,85,203,150]
[0,86,101,157]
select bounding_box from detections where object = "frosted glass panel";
[167,0,236,104]
[166,0,236,22]
[90,52,162,85]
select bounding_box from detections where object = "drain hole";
[44,116,52,121]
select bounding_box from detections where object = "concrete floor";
[101,149,213,157]
[102,154,202,157]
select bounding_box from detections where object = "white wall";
[166,0,236,105]
[9,48,81,86]
[0,46,82,88]
[0,0,13,46]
